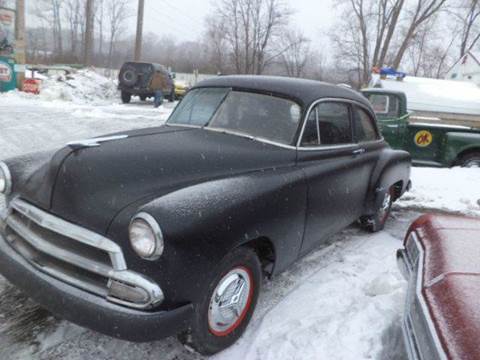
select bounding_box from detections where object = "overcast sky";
[143,0,336,48]
[23,0,336,49]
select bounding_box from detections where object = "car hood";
[20,125,296,235]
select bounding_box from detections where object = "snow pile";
[215,232,406,360]
[1,68,119,105]
[397,167,480,216]
[37,69,118,104]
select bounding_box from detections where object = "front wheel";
[360,186,394,233]
[179,247,261,355]
[459,152,480,168]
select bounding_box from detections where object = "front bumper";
[0,232,193,342]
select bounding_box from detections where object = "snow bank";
[215,232,406,360]
[38,69,118,104]
[1,68,118,105]
[397,167,480,216]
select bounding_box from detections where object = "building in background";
[446,51,480,87]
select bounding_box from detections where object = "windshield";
[167,88,302,145]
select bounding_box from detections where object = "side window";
[301,102,353,146]
[301,109,320,147]
[355,107,379,142]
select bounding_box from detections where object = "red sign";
[22,79,41,94]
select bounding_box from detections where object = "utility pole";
[135,0,145,61]
[84,0,94,66]
[15,0,26,88]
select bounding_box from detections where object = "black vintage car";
[0,76,411,355]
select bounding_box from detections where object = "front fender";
[2,150,58,205]
[108,167,307,307]
[444,132,480,166]
[365,148,411,214]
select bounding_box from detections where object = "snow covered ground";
[0,82,479,360]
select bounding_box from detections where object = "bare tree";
[406,15,456,78]
[105,0,130,67]
[392,0,448,68]
[65,0,84,58]
[205,14,229,73]
[96,0,105,58]
[450,0,480,57]
[208,0,293,75]
[332,0,448,86]
[279,29,311,77]
[33,0,65,58]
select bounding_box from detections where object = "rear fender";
[365,148,411,214]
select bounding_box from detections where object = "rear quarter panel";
[365,147,411,214]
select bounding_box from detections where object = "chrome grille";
[1,198,164,309]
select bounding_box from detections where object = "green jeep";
[362,89,480,168]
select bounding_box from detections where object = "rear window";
[368,94,400,118]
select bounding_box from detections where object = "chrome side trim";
[165,123,202,129]
[0,161,12,195]
[409,122,471,130]
[67,135,129,150]
[11,198,127,270]
[402,233,448,360]
[296,97,385,149]
[169,97,385,153]
[206,127,298,150]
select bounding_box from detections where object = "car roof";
[193,75,372,109]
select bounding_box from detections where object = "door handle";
[352,148,366,155]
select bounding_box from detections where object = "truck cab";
[362,89,480,167]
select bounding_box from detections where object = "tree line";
[23,0,480,87]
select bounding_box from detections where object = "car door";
[352,104,385,208]
[297,100,369,256]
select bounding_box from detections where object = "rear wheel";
[459,152,480,168]
[360,186,394,233]
[121,91,131,104]
[179,247,261,355]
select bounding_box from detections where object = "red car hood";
[410,215,480,359]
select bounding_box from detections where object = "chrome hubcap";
[208,267,252,335]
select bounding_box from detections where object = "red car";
[397,214,480,360]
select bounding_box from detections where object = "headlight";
[0,162,12,195]
[129,213,164,260]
